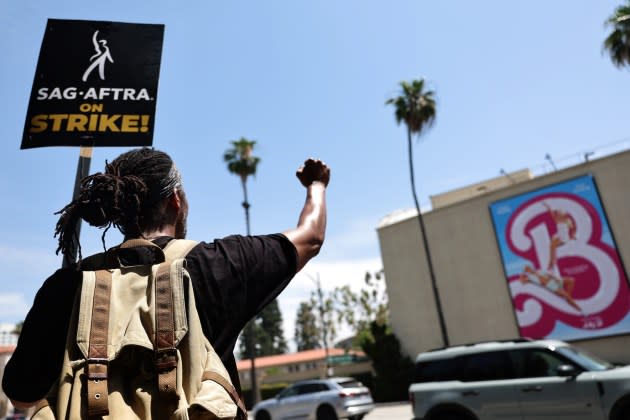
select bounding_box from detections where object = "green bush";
[359,321,413,402]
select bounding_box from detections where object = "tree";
[258,300,288,355]
[12,321,23,336]
[386,79,449,347]
[293,288,338,351]
[294,300,320,351]
[292,272,409,401]
[223,137,261,235]
[334,269,388,346]
[294,269,387,352]
[224,137,262,403]
[604,1,630,69]
[358,321,413,402]
[239,300,288,358]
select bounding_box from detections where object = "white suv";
[252,377,374,420]
[409,338,630,420]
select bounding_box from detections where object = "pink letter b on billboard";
[489,175,630,341]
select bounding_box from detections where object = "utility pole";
[306,272,331,377]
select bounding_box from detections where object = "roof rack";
[426,337,534,353]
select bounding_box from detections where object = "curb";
[374,401,409,408]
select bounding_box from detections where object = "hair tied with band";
[54,148,177,264]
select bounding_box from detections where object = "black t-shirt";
[2,234,297,403]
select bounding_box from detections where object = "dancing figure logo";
[82,30,114,82]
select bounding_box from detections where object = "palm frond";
[386,78,437,138]
[224,137,261,178]
[604,2,630,68]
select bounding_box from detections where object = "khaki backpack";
[32,239,247,420]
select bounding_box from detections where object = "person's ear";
[168,190,182,212]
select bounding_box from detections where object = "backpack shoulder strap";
[202,371,248,416]
[79,252,108,271]
[79,238,166,270]
[163,239,199,261]
[153,239,197,399]
[86,269,113,417]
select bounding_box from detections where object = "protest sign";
[21,19,164,149]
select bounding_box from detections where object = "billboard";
[489,175,630,341]
[21,19,164,149]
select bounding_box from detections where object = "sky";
[1,1,629,352]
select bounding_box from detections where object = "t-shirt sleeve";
[194,233,298,331]
[2,268,80,403]
[226,233,296,318]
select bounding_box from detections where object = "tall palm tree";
[224,138,261,235]
[386,79,449,347]
[604,1,630,68]
[224,137,261,404]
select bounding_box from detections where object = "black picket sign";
[21,19,165,149]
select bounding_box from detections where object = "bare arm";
[283,159,330,272]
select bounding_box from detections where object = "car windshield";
[276,386,295,398]
[556,346,614,371]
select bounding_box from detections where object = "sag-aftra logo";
[82,30,114,82]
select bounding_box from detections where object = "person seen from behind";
[2,148,330,415]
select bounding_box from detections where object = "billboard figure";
[543,201,577,271]
[82,30,114,82]
[519,264,581,313]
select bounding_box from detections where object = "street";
[365,402,412,420]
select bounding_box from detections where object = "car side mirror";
[556,364,579,379]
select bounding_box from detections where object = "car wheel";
[255,410,271,420]
[611,399,630,420]
[316,405,338,420]
[429,410,475,420]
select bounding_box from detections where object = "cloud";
[0,293,30,320]
[0,244,59,276]
[317,217,382,261]
[0,244,60,322]
[278,257,383,352]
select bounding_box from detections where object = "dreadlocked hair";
[54,148,179,259]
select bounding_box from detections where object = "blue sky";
[1,1,629,349]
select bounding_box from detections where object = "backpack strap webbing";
[86,269,112,417]
[154,239,198,399]
[155,260,178,399]
[202,371,248,418]
[162,239,199,262]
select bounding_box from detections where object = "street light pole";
[305,272,330,377]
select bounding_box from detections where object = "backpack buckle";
[86,358,109,380]
[155,348,178,372]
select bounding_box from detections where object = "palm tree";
[386,79,449,347]
[604,1,630,68]
[224,138,261,235]
[224,137,261,404]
